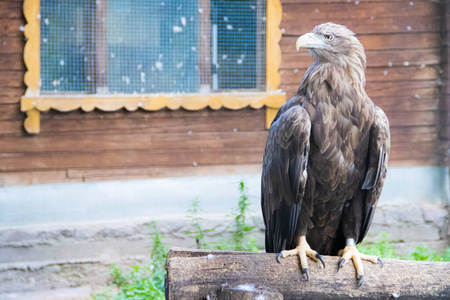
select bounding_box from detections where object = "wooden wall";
[0,0,447,187]
[280,0,445,167]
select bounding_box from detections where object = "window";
[21,0,285,133]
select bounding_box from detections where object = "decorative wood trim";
[266,0,282,93]
[23,0,40,97]
[21,0,286,134]
[24,108,40,134]
[265,107,278,129]
[21,92,286,112]
[265,0,284,128]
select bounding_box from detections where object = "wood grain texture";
[282,16,440,35]
[165,248,450,300]
[281,33,440,52]
[281,49,441,69]
[0,0,445,186]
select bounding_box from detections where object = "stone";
[383,205,423,225]
[421,205,448,228]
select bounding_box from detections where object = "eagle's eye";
[324,34,334,41]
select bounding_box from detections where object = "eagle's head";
[296,23,367,96]
[296,23,365,68]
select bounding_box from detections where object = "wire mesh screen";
[40,0,266,95]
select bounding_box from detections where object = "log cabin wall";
[0,0,446,187]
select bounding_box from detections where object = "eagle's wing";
[261,102,311,253]
[358,106,390,243]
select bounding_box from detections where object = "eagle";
[261,23,390,286]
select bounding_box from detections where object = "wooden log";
[165,248,450,300]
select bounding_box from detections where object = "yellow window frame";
[21,0,285,134]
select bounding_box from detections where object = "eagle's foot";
[337,245,383,287]
[276,236,325,280]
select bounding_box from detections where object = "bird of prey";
[261,23,390,286]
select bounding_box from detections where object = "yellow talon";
[337,245,382,287]
[278,236,325,280]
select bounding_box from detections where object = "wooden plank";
[0,131,268,153]
[282,2,439,19]
[0,88,24,104]
[372,97,438,112]
[281,15,440,35]
[281,33,440,53]
[390,126,437,142]
[0,120,23,135]
[0,37,24,54]
[68,164,263,180]
[281,49,440,69]
[0,109,267,136]
[0,53,25,71]
[280,80,439,99]
[0,127,436,153]
[384,111,437,127]
[0,19,25,38]
[0,147,266,171]
[389,158,440,167]
[34,113,266,136]
[0,142,437,172]
[0,71,25,88]
[0,2,23,19]
[0,157,437,187]
[389,141,437,160]
[280,66,438,85]
[0,170,82,187]
[0,104,21,121]
[281,0,441,3]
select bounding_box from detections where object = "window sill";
[20,92,286,134]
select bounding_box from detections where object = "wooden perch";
[165,247,450,299]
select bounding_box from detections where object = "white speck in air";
[403,61,409,66]
[173,26,183,33]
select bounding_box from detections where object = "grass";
[92,222,167,300]
[93,182,449,299]
[357,232,450,262]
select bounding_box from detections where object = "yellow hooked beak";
[296,33,325,51]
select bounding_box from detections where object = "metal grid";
[40,0,266,95]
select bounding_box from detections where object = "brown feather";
[261,23,390,255]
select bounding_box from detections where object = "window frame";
[21,0,285,134]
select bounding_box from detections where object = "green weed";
[357,232,450,262]
[203,181,261,252]
[185,197,214,249]
[92,222,167,300]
